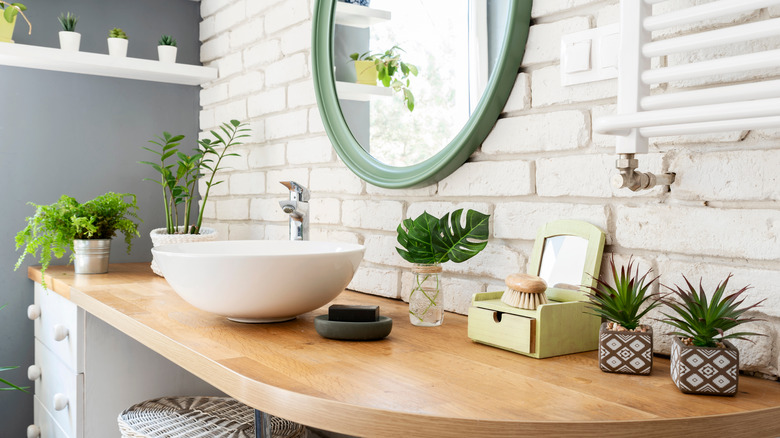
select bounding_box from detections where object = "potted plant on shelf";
[57,12,79,52]
[107,27,128,57]
[585,257,661,375]
[396,209,489,327]
[141,120,249,276]
[14,192,141,285]
[661,275,764,396]
[0,1,30,43]
[157,34,177,63]
[349,45,419,111]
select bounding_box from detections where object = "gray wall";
[0,1,201,435]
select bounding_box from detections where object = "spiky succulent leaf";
[57,12,78,31]
[584,256,661,330]
[396,209,489,265]
[158,34,177,46]
[660,275,765,347]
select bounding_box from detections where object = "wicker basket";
[150,227,218,276]
[117,396,306,438]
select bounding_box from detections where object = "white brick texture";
[199,0,780,378]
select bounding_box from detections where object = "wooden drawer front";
[468,307,536,354]
[35,283,84,372]
[34,340,83,438]
[33,395,72,438]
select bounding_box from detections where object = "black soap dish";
[314,315,393,341]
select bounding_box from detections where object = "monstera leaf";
[396,209,489,264]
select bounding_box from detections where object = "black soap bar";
[328,304,379,322]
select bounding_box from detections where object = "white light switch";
[564,40,591,73]
[560,24,620,86]
[599,32,620,69]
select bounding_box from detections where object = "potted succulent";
[661,275,764,396]
[142,120,249,276]
[14,192,141,284]
[57,12,79,52]
[585,257,661,375]
[396,209,489,326]
[157,34,177,63]
[349,45,419,111]
[0,1,30,43]
[107,27,128,57]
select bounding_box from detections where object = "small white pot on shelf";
[107,37,128,57]
[58,31,81,52]
[157,45,177,64]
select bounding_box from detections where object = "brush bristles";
[500,286,548,310]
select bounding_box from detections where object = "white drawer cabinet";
[29,282,223,437]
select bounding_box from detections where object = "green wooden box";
[468,220,606,359]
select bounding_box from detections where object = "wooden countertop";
[29,264,780,437]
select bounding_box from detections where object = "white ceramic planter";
[157,45,177,63]
[58,31,81,52]
[107,37,128,57]
[149,227,217,276]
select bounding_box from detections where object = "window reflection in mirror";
[334,0,509,167]
[538,235,589,291]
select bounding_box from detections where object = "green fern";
[584,256,661,330]
[57,11,78,32]
[158,34,176,46]
[14,193,141,284]
[108,27,127,39]
[661,275,764,347]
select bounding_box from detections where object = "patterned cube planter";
[670,337,739,396]
[598,323,653,375]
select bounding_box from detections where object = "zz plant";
[14,192,140,281]
[350,45,419,111]
[585,257,661,331]
[142,120,249,235]
[661,275,764,347]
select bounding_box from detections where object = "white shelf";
[0,43,217,86]
[336,81,393,101]
[335,3,391,28]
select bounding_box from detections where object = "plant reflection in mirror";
[350,45,419,111]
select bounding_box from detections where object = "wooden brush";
[500,273,548,310]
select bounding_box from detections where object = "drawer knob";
[53,393,69,411]
[27,304,41,321]
[26,425,41,438]
[52,324,69,342]
[27,365,41,381]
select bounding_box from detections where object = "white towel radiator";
[594,0,780,191]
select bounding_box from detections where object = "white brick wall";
[200,0,780,377]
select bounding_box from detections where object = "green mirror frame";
[311,0,533,189]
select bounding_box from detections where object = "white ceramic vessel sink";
[152,240,365,323]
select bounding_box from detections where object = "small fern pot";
[670,337,739,396]
[73,239,111,274]
[598,323,653,375]
[58,31,81,52]
[157,45,177,63]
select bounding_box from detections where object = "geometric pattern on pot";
[671,337,739,396]
[598,324,653,375]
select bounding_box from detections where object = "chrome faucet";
[279,181,310,241]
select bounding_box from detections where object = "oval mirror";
[312,0,533,188]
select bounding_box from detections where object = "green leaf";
[396,209,489,265]
[349,52,359,61]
